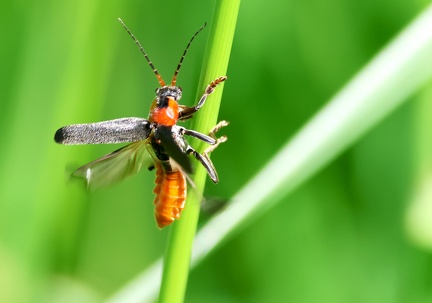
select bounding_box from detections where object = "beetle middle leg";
[202,120,229,157]
[181,120,228,183]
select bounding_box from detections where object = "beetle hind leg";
[186,148,219,183]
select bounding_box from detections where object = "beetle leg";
[206,120,229,140]
[179,120,229,145]
[182,128,215,144]
[197,77,227,109]
[202,120,228,160]
[183,120,229,183]
[178,76,227,120]
[186,146,219,183]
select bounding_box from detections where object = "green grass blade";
[0,3,116,301]
[105,4,432,303]
[192,2,432,262]
[158,1,240,303]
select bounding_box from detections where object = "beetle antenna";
[118,18,166,87]
[171,23,206,86]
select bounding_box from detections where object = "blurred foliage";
[0,0,431,303]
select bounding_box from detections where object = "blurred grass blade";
[192,2,432,262]
[106,4,432,303]
[405,82,432,250]
[105,260,163,303]
[406,173,432,250]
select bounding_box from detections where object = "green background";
[1,0,431,302]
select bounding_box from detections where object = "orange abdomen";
[153,164,187,228]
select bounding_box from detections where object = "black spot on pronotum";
[157,96,169,108]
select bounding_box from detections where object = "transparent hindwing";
[72,140,154,190]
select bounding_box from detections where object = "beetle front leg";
[179,76,227,120]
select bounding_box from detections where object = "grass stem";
[158,1,241,303]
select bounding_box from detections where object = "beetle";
[54,19,228,228]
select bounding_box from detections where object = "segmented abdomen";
[153,164,187,228]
